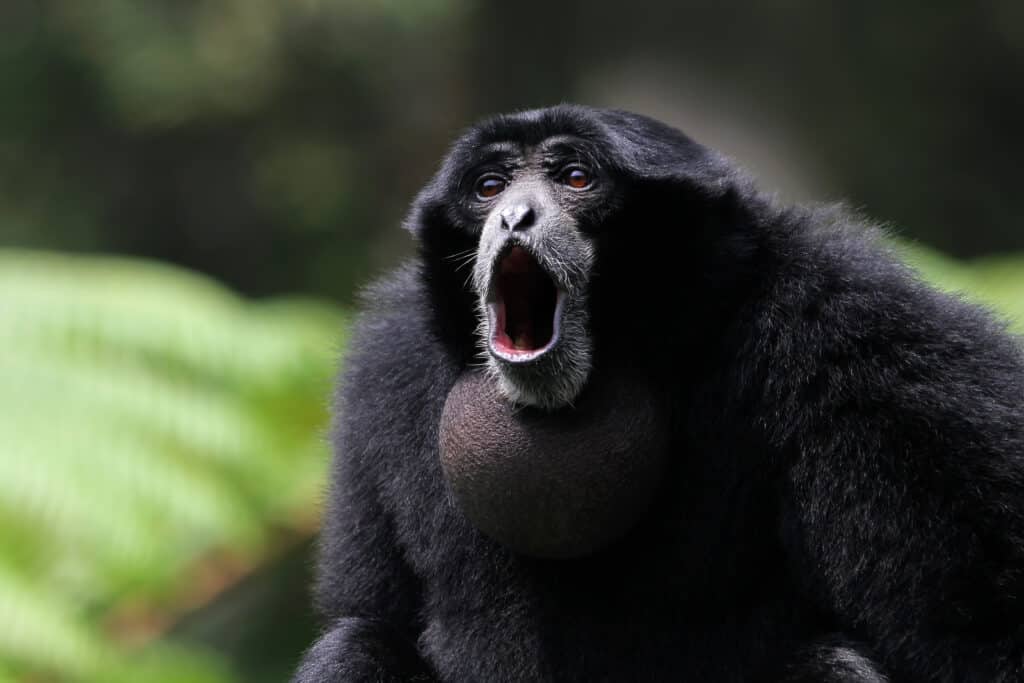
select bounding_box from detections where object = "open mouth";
[488,246,564,363]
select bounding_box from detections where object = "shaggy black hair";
[294,105,1024,682]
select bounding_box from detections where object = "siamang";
[293,106,1024,682]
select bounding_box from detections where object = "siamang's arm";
[292,456,434,683]
[293,271,446,683]
[292,617,432,683]
[781,287,1024,682]
[780,635,889,682]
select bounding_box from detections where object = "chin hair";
[480,297,592,412]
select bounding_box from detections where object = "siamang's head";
[408,105,746,411]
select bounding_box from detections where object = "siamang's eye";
[475,175,507,199]
[562,167,593,189]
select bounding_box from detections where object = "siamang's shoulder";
[764,206,1018,358]
[340,261,452,388]
[331,261,459,465]
[746,205,1024,436]
[348,261,431,348]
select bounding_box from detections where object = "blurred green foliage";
[0,250,344,682]
[0,246,1020,682]
[902,246,1024,329]
[0,0,469,301]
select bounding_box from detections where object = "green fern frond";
[0,249,345,682]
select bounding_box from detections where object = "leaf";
[0,249,345,682]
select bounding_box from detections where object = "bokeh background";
[1,2,1022,681]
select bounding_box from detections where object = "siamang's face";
[458,137,618,411]
[412,107,723,411]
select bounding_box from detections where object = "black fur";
[294,105,1024,682]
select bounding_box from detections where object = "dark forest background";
[4,1,1022,302]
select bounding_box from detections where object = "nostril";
[500,204,535,231]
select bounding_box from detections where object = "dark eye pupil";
[477,177,505,198]
[567,169,590,188]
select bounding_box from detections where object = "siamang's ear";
[402,125,485,239]
[595,110,743,201]
[402,181,441,238]
[401,155,466,240]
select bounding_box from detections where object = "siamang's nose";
[499,203,535,231]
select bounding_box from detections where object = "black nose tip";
[499,204,535,231]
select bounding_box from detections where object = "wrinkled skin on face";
[468,156,597,411]
[444,137,605,410]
